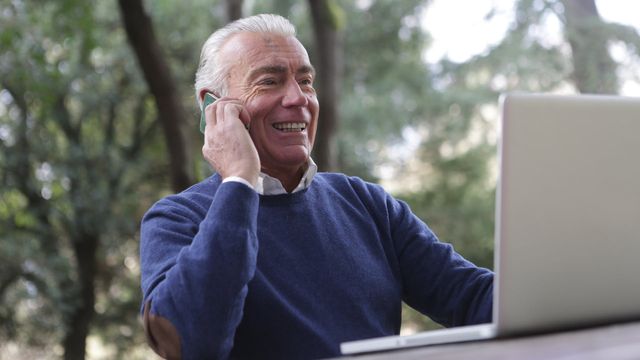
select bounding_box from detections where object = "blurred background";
[1,0,638,358]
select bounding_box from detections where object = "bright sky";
[422,0,640,95]
[380,0,639,191]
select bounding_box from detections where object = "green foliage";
[326,0,347,30]
[0,0,163,356]
[386,0,636,331]
[336,1,435,180]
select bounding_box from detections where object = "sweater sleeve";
[386,195,494,327]
[139,181,259,359]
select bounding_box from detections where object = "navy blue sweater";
[140,173,493,359]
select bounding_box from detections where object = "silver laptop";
[341,93,640,355]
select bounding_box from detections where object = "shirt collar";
[255,158,317,195]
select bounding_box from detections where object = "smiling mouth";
[272,122,307,132]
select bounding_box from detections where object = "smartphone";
[200,92,219,134]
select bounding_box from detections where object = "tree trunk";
[226,0,243,22]
[62,234,98,360]
[117,0,194,192]
[561,0,618,94]
[308,0,344,172]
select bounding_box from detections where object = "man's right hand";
[202,98,260,187]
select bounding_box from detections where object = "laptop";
[341,93,640,355]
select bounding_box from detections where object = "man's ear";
[199,89,220,104]
[198,89,209,104]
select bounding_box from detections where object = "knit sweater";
[140,173,493,359]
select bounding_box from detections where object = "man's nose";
[281,79,308,107]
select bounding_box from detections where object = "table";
[337,321,640,360]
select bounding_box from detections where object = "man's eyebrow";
[249,65,287,79]
[297,65,315,77]
[247,64,316,80]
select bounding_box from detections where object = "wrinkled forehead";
[219,32,312,72]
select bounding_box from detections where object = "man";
[140,14,493,360]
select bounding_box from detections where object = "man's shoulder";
[181,173,222,196]
[313,172,388,199]
[144,174,222,217]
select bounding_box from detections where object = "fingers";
[204,97,250,131]
[239,106,252,130]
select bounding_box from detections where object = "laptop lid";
[494,93,640,336]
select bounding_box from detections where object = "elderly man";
[140,13,493,360]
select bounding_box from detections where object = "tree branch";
[117,0,194,192]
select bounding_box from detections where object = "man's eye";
[299,79,313,86]
[258,78,277,86]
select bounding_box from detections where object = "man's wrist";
[222,176,256,191]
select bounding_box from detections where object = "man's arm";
[388,196,494,326]
[140,181,259,359]
[138,94,261,359]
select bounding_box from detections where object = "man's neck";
[255,159,317,195]
[261,166,305,193]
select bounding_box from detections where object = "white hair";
[194,14,297,106]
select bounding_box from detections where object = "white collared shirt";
[221,158,317,195]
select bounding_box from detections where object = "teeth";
[273,122,306,132]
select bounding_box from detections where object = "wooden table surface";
[337,321,640,360]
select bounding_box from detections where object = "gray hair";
[194,14,297,106]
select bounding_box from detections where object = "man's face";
[220,32,319,178]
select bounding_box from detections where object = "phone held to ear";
[200,92,219,134]
[200,92,251,132]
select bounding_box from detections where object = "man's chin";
[262,152,309,172]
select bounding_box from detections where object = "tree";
[118,0,194,192]
[226,0,244,22]
[0,1,165,358]
[560,0,640,94]
[308,0,344,172]
[561,0,617,93]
